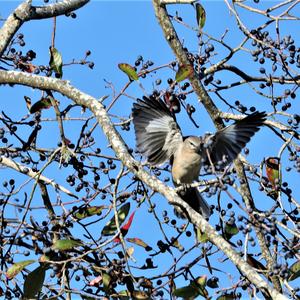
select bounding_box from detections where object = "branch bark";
[151,0,283,292]
[0,0,89,56]
[0,69,288,300]
[0,155,78,199]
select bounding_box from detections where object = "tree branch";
[0,154,78,199]
[0,0,89,56]
[0,69,288,300]
[151,0,283,292]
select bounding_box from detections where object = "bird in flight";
[132,96,266,219]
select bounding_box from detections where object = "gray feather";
[204,111,266,167]
[174,187,211,219]
[132,97,183,165]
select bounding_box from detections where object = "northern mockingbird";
[132,96,266,219]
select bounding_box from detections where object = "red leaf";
[265,157,280,188]
[89,275,102,286]
[114,211,136,243]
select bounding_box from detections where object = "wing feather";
[204,111,266,167]
[132,97,183,165]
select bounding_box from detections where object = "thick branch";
[0,70,288,300]
[160,0,195,4]
[152,0,223,129]
[0,0,89,56]
[152,0,282,291]
[29,0,89,20]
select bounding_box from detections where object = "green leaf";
[112,290,130,299]
[288,260,300,281]
[112,290,150,300]
[6,260,35,279]
[224,222,239,240]
[196,3,206,30]
[101,202,131,236]
[191,276,208,298]
[73,206,105,220]
[126,237,150,249]
[101,271,111,293]
[196,228,209,243]
[29,97,53,114]
[132,291,151,299]
[171,238,184,252]
[52,239,83,251]
[118,63,138,81]
[175,65,193,83]
[39,254,50,263]
[23,265,46,298]
[217,293,237,300]
[173,285,199,299]
[194,275,207,287]
[173,276,208,299]
[49,47,63,78]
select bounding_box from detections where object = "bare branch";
[0,0,89,56]
[0,69,288,300]
[0,154,78,199]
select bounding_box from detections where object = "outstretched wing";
[204,111,267,167]
[132,97,183,165]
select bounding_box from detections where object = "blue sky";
[1,0,300,298]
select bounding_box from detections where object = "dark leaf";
[23,126,39,150]
[224,222,239,240]
[217,293,237,300]
[23,265,46,298]
[196,3,206,30]
[24,96,31,111]
[101,202,130,236]
[118,63,138,81]
[29,97,52,114]
[246,254,266,272]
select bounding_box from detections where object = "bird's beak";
[196,144,202,155]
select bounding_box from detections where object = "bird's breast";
[172,151,201,184]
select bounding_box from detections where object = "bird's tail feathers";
[174,187,211,220]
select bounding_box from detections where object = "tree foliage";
[0,0,299,299]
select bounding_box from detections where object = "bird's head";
[184,136,203,154]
